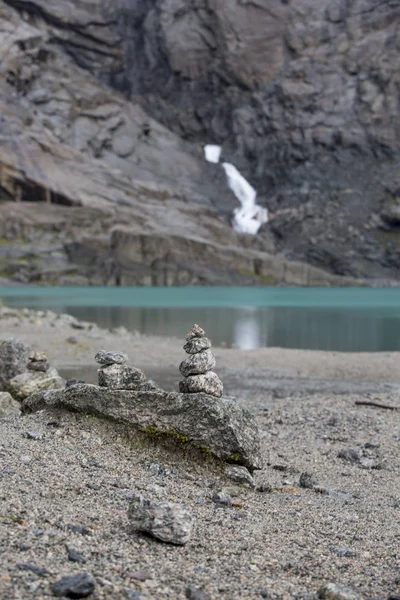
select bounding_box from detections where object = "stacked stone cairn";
[179,324,223,398]
[95,350,146,390]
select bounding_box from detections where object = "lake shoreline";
[1,306,399,599]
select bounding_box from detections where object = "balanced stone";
[98,364,146,390]
[179,349,216,377]
[27,351,49,372]
[185,324,205,341]
[179,371,223,397]
[94,350,128,365]
[183,337,211,355]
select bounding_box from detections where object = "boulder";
[7,367,64,401]
[0,391,21,418]
[22,384,263,470]
[128,493,193,545]
[0,338,30,390]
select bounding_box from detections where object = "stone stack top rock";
[94,350,128,366]
[179,324,223,398]
[185,324,205,340]
[27,351,49,373]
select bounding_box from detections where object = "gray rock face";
[183,338,211,355]
[6,367,64,401]
[98,364,146,390]
[179,349,216,378]
[0,338,30,390]
[179,372,223,398]
[1,1,399,284]
[22,385,263,470]
[128,493,193,545]
[0,391,21,418]
[94,350,128,365]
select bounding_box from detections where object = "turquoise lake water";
[2,287,400,352]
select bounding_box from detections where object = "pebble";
[328,545,357,558]
[338,448,361,463]
[66,379,86,388]
[225,465,254,487]
[66,336,78,344]
[212,492,232,507]
[318,583,362,600]
[128,493,193,545]
[94,350,128,365]
[52,572,96,598]
[131,570,152,581]
[16,563,47,576]
[186,585,211,600]
[299,472,318,489]
[26,430,44,440]
[68,549,86,564]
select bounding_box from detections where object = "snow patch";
[204,145,222,164]
[204,144,268,235]
[222,163,268,235]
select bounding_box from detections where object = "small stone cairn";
[95,350,146,390]
[27,351,49,373]
[179,324,223,398]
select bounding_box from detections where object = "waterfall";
[204,146,268,235]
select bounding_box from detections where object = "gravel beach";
[0,307,399,600]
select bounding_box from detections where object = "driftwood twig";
[355,399,400,411]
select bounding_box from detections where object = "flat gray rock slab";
[22,384,262,470]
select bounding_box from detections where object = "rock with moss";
[0,337,30,390]
[0,391,21,417]
[22,384,262,470]
[128,493,193,545]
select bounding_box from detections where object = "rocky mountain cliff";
[1,0,400,285]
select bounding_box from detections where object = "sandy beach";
[0,307,399,599]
